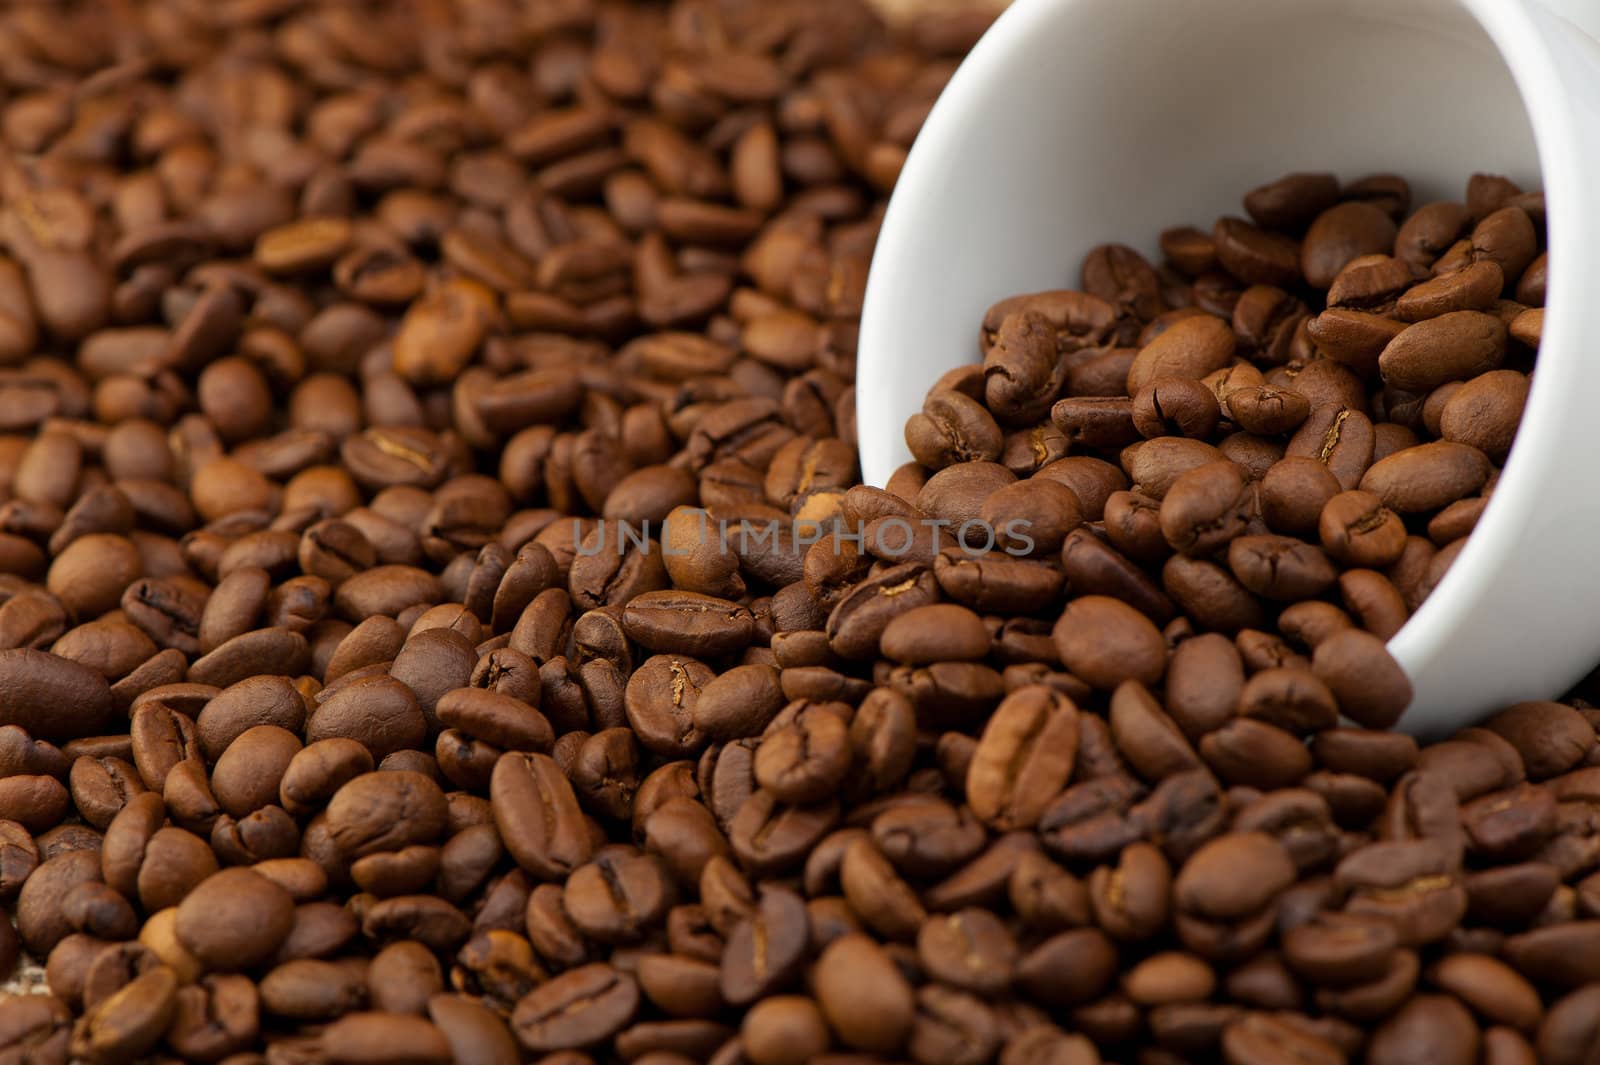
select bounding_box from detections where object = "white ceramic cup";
[857,0,1600,737]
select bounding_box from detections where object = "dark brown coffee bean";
[966,686,1078,831]
[175,867,296,970]
[1164,634,1244,739]
[511,963,639,1053]
[1539,984,1600,1065]
[307,675,427,762]
[1016,927,1119,1006]
[1317,489,1406,569]
[1337,839,1468,946]
[1379,310,1507,392]
[1052,596,1166,690]
[68,755,147,830]
[814,932,915,1053]
[841,836,926,941]
[1312,630,1414,730]
[1108,680,1202,782]
[1222,1013,1345,1065]
[917,909,1018,996]
[321,1012,455,1065]
[1159,461,1252,557]
[1479,702,1590,782]
[720,884,808,1005]
[754,702,850,804]
[492,752,593,880]
[436,687,552,752]
[1212,218,1302,288]
[622,591,754,658]
[908,389,1005,469]
[871,797,985,881]
[1284,406,1376,491]
[1359,441,1490,514]
[1132,378,1222,441]
[1200,718,1312,789]
[1245,172,1341,229]
[1227,535,1337,601]
[0,649,113,741]
[1175,832,1296,921]
[1302,202,1400,288]
[1367,993,1480,1065]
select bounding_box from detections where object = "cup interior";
[857,0,1541,490]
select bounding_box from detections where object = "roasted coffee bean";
[1484,701,1592,780]
[1126,314,1237,394]
[1052,596,1166,689]
[174,867,296,970]
[1245,173,1341,229]
[813,932,915,1052]
[0,649,113,741]
[511,963,639,1053]
[307,675,427,761]
[719,884,809,1005]
[867,799,982,884]
[1313,629,1414,729]
[1132,378,1223,440]
[492,753,593,881]
[1160,460,1253,557]
[754,702,851,803]
[1016,926,1120,1006]
[966,686,1078,830]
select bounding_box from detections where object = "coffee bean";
[492,752,593,881]
[1160,460,1253,557]
[1108,680,1202,783]
[1359,440,1490,515]
[1222,1013,1345,1065]
[1368,993,1481,1065]
[1052,596,1166,689]
[1164,633,1244,739]
[965,686,1078,831]
[1312,629,1414,730]
[879,603,991,664]
[511,963,639,1053]
[307,675,427,762]
[1303,201,1400,288]
[1175,832,1296,921]
[174,867,295,970]
[436,688,553,753]
[720,884,808,1005]
[1017,927,1119,1006]
[1483,702,1592,780]
[815,932,914,1053]
[1130,380,1221,444]
[0,649,112,741]
[1245,172,1341,229]
[1380,310,1508,392]
[1228,535,1338,601]
[1213,217,1302,288]
[753,702,850,804]
[322,1012,455,1065]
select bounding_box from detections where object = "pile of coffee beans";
[902,172,1546,693]
[0,1,1594,1064]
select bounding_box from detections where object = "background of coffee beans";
[0,2,1595,1065]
